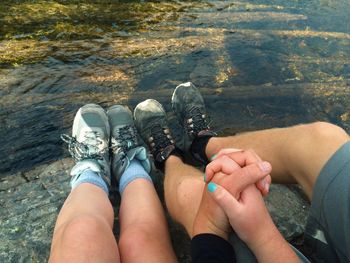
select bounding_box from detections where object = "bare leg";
[49,184,120,263]
[206,122,349,199]
[164,155,205,236]
[118,178,177,263]
[163,122,350,236]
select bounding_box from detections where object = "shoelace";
[110,125,138,153]
[149,124,174,153]
[61,132,107,161]
[185,106,209,136]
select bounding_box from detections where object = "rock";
[265,184,310,240]
[0,159,310,262]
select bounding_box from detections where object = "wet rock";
[265,184,310,240]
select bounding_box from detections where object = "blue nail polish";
[210,154,217,161]
[208,182,217,193]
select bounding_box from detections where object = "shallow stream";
[1,0,350,176]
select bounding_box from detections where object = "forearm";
[249,227,300,263]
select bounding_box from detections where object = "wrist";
[246,217,280,250]
[248,225,299,262]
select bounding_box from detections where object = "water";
[1,0,350,176]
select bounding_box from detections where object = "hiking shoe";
[171,82,216,152]
[61,103,111,187]
[134,99,176,164]
[107,105,151,182]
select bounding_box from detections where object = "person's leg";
[170,83,350,262]
[134,98,205,237]
[205,122,349,199]
[118,176,177,263]
[50,183,120,263]
[107,105,177,263]
[163,146,260,263]
[50,104,119,263]
[164,155,205,236]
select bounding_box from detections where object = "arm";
[191,153,272,263]
[208,182,300,263]
[201,151,300,262]
[193,151,272,241]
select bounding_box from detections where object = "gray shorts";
[304,140,350,263]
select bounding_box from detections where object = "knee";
[299,122,348,142]
[119,226,154,257]
[176,178,204,211]
[59,215,110,250]
[50,214,120,262]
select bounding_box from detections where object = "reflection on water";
[0,0,350,175]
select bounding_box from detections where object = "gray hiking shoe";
[61,104,111,187]
[171,82,216,151]
[107,105,151,183]
[134,99,176,164]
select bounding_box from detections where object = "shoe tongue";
[86,143,100,155]
[126,140,134,148]
[82,133,107,157]
[82,135,101,155]
[114,125,138,149]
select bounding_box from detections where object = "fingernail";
[259,161,271,173]
[261,178,268,188]
[208,182,217,193]
[265,182,270,193]
[210,154,217,161]
[203,173,206,182]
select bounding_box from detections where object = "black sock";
[155,147,184,173]
[190,135,213,165]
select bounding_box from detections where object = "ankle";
[205,137,220,160]
[156,147,184,172]
[166,154,183,164]
[190,134,215,165]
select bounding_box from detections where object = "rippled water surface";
[1,0,350,175]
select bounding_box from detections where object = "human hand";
[205,149,274,248]
[207,183,300,263]
[205,152,273,245]
[192,157,241,240]
[207,180,275,247]
[206,148,272,196]
[193,149,272,240]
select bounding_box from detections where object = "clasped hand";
[193,148,278,250]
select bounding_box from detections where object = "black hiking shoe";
[134,99,177,168]
[171,82,216,163]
